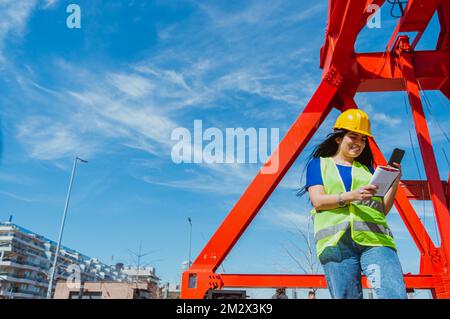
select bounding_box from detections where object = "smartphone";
[388,148,405,166]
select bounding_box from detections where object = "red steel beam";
[398,0,443,32]
[220,274,436,289]
[437,1,450,50]
[398,38,450,267]
[447,174,450,208]
[321,0,386,74]
[188,75,341,273]
[354,51,450,92]
[441,79,450,100]
[386,0,443,51]
[221,274,328,289]
[400,180,449,200]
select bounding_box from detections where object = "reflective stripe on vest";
[314,221,393,242]
[314,222,350,243]
[353,199,384,214]
[353,221,393,238]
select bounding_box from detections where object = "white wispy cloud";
[372,113,402,127]
[73,92,176,143]
[283,3,327,24]
[196,1,282,28]
[213,71,304,105]
[16,116,97,160]
[141,162,258,195]
[14,58,184,161]
[0,172,33,185]
[197,0,325,29]
[132,65,209,110]
[5,1,359,198]
[260,204,311,231]
[43,0,58,9]
[0,190,34,202]
[107,73,155,98]
[0,0,37,64]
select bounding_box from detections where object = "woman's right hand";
[346,185,378,202]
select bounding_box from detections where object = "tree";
[283,214,320,298]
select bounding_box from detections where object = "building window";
[69,291,102,299]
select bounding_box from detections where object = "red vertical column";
[398,44,450,269]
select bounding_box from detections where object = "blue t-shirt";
[305,157,374,192]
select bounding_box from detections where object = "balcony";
[7,288,44,299]
[11,245,50,262]
[11,236,46,253]
[9,292,40,299]
[0,273,49,287]
[0,244,12,252]
[0,260,47,274]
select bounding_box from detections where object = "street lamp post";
[46,156,87,299]
[188,217,192,268]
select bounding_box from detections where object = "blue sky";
[0,0,449,299]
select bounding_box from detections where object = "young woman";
[299,109,407,299]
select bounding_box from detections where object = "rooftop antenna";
[128,242,156,284]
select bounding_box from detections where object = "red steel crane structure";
[181,0,450,299]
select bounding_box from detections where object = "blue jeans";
[320,229,407,299]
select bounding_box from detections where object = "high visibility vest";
[311,157,396,258]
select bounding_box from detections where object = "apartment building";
[120,265,160,285]
[0,221,128,299]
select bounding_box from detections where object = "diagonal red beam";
[386,0,443,51]
[398,0,443,32]
[437,0,450,50]
[189,76,341,273]
[321,0,386,74]
[398,40,450,267]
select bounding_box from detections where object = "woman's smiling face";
[336,131,367,159]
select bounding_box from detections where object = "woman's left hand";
[389,162,402,183]
[384,162,402,214]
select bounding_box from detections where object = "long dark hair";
[296,129,374,197]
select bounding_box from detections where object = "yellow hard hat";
[333,109,372,137]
